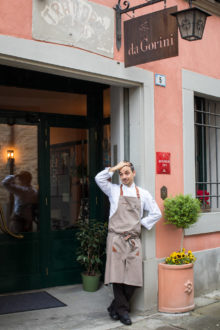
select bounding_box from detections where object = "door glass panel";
[0,124,39,234]
[50,128,89,230]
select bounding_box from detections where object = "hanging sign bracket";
[114,0,165,51]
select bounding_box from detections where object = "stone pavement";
[0,285,219,330]
[117,293,220,330]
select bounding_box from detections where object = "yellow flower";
[165,248,196,265]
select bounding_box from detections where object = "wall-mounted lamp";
[171,1,211,41]
[114,0,211,51]
[7,150,15,175]
[7,150,14,160]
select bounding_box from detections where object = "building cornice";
[191,0,220,16]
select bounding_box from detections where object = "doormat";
[0,291,67,315]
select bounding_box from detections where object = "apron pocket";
[111,235,123,256]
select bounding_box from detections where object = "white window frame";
[182,69,220,236]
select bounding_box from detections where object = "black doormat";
[0,291,67,315]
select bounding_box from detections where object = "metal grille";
[195,96,220,211]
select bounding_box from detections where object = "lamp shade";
[7,150,14,159]
[171,7,211,41]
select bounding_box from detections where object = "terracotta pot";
[158,263,195,313]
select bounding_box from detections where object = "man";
[95,161,161,326]
[1,171,38,233]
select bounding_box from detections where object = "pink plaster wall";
[98,0,220,258]
[114,0,220,258]
[148,4,220,258]
[0,0,32,39]
[0,0,219,257]
[184,233,220,252]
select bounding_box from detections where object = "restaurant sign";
[124,7,178,67]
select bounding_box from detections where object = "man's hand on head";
[109,161,131,173]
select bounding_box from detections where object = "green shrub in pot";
[76,219,107,276]
[164,194,201,251]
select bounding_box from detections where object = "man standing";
[1,171,38,233]
[95,161,161,326]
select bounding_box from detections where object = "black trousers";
[108,283,137,316]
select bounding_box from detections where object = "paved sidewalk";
[0,285,219,330]
[117,292,220,330]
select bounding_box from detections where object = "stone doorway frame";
[0,34,157,310]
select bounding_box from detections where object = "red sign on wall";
[156,152,171,174]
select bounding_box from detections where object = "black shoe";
[119,312,132,326]
[107,307,119,321]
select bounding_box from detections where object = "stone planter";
[158,263,195,313]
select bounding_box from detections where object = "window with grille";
[195,96,220,212]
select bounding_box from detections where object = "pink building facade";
[0,0,219,310]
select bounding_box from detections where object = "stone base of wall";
[131,258,158,312]
[194,248,220,296]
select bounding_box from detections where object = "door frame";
[0,35,157,310]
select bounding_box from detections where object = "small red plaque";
[156,152,171,174]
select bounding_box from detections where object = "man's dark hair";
[17,171,32,185]
[124,161,135,172]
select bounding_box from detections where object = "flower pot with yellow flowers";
[158,194,201,313]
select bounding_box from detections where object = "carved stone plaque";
[32,0,114,58]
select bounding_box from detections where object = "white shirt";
[95,168,161,230]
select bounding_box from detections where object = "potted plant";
[158,194,201,313]
[75,218,107,292]
[197,189,210,211]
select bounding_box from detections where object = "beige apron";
[104,185,143,287]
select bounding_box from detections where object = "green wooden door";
[46,124,89,286]
[40,115,103,288]
[0,112,103,292]
[0,115,43,293]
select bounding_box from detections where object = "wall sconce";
[7,150,15,175]
[7,150,14,160]
[114,0,211,51]
[171,0,211,41]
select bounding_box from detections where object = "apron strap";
[136,186,140,199]
[120,184,140,199]
[120,184,123,196]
